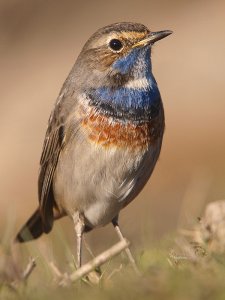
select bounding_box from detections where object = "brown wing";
[38,106,65,233]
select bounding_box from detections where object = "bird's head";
[72,22,172,89]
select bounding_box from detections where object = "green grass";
[1,231,225,300]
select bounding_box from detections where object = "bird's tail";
[15,208,45,243]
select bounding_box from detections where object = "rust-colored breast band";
[82,111,163,150]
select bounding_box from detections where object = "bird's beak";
[132,30,173,48]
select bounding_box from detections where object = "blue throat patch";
[112,46,151,76]
[88,46,162,123]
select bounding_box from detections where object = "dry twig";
[22,257,36,281]
[49,239,130,285]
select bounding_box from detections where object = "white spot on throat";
[125,77,151,90]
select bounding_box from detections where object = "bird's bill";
[132,30,173,48]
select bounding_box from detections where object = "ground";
[1,222,225,300]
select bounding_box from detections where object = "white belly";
[53,135,161,228]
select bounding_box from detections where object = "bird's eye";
[109,39,123,52]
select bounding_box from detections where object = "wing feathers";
[38,124,64,232]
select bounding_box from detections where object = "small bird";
[15,22,172,270]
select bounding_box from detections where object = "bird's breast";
[82,110,163,151]
[54,91,164,227]
[79,74,164,150]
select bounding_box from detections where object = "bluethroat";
[16,22,172,270]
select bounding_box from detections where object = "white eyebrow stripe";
[125,77,150,90]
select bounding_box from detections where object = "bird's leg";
[112,217,140,275]
[74,214,85,269]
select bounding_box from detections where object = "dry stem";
[50,239,130,285]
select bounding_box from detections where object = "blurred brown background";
[0,0,225,252]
